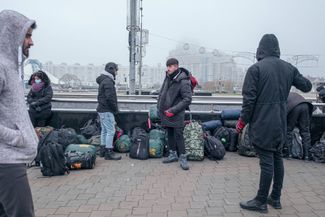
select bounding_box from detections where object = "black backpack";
[39,142,68,177]
[310,140,325,163]
[80,117,101,139]
[237,125,256,157]
[130,127,149,160]
[213,127,230,150]
[228,128,239,152]
[204,135,226,160]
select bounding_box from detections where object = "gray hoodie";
[0,10,38,164]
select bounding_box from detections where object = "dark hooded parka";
[157,67,192,128]
[240,34,312,151]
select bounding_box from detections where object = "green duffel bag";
[65,144,96,169]
[149,129,166,158]
[149,105,160,123]
[115,135,131,153]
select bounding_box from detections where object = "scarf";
[32,82,44,92]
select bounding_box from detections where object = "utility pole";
[127,0,139,95]
[138,0,143,95]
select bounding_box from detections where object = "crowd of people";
[0,10,324,217]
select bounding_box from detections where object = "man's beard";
[23,47,30,58]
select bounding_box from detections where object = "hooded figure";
[27,70,53,127]
[96,62,121,161]
[0,10,38,217]
[238,34,312,213]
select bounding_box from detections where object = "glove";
[236,118,245,133]
[164,110,174,118]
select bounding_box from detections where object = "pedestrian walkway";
[29,153,325,217]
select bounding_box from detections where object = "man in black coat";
[96,62,121,160]
[286,92,314,160]
[158,58,192,170]
[236,34,312,213]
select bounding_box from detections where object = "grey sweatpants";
[0,164,35,217]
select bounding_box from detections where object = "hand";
[236,118,245,133]
[30,101,37,107]
[164,110,174,118]
[35,107,42,112]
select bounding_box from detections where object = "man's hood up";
[256,34,281,61]
[0,10,36,66]
[96,72,115,85]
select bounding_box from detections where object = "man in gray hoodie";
[0,10,39,217]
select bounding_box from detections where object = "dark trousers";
[286,103,311,158]
[255,147,284,204]
[166,127,185,155]
[29,110,52,128]
[0,164,35,217]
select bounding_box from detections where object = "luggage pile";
[36,127,97,177]
[201,109,256,158]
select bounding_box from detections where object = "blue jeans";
[98,112,116,149]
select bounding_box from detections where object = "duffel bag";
[202,120,222,131]
[184,121,204,161]
[115,135,131,153]
[65,144,96,169]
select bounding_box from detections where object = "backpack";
[204,135,226,160]
[35,126,54,140]
[291,128,303,159]
[310,139,325,163]
[39,142,68,176]
[237,125,256,157]
[228,128,239,152]
[213,127,230,150]
[149,105,160,123]
[65,144,96,169]
[115,135,131,153]
[80,117,101,139]
[202,120,222,131]
[129,127,149,160]
[149,129,166,158]
[184,121,204,161]
[190,74,198,93]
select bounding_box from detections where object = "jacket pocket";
[0,124,24,147]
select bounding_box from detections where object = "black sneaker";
[99,146,106,158]
[240,199,268,213]
[105,149,122,160]
[267,197,282,209]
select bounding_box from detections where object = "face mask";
[35,79,42,84]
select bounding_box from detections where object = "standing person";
[0,10,38,217]
[158,58,192,170]
[27,71,53,127]
[96,62,121,160]
[286,92,314,160]
[316,86,325,113]
[236,34,312,213]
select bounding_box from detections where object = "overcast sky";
[1,0,324,76]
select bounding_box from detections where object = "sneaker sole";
[240,204,268,213]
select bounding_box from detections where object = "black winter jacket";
[157,68,192,128]
[287,92,313,115]
[96,73,118,114]
[27,85,53,113]
[240,34,312,151]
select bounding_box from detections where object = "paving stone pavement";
[28,152,325,217]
